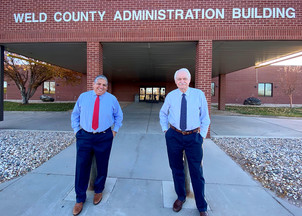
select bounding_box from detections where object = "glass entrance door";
[139,87,166,102]
[146,87,153,101]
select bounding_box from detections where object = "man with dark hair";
[71,75,123,215]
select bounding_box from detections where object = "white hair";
[174,68,191,81]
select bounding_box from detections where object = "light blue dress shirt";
[71,90,123,134]
[159,87,210,138]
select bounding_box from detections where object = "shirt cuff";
[113,126,120,132]
[73,127,81,134]
[162,126,169,132]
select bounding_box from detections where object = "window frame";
[139,86,166,102]
[43,81,56,94]
[4,81,7,94]
[258,83,273,97]
[211,82,215,96]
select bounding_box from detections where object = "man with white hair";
[159,68,210,216]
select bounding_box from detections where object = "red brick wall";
[1,0,302,103]
[218,74,226,110]
[4,76,86,102]
[195,40,212,104]
[1,0,301,42]
[87,42,103,90]
[212,66,302,104]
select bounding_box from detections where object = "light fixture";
[255,51,302,68]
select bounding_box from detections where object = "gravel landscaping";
[1,129,301,209]
[212,137,302,208]
[0,130,74,183]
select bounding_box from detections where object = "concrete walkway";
[0,102,302,216]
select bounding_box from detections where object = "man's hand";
[112,131,117,137]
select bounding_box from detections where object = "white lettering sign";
[53,11,103,22]
[232,7,295,19]
[113,8,225,21]
[13,7,296,24]
[14,12,47,23]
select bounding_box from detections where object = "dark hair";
[94,75,108,85]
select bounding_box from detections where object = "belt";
[170,125,199,135]
[83,127,111,134]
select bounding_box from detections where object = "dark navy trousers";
[165,128,207,212]
[75,128,113,203]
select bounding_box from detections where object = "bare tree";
[4,52,82,104]
[279,66,301,108]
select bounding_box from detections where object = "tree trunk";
[21,91,29,104]
[289,94,293,108]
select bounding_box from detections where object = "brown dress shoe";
[173,199,185,212]
[200,211,209,216]
[93,193,103,205]
[73,202,83,216]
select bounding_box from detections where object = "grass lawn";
[4,101,302,117]
[4,101,76,111]
[225,105,302,117]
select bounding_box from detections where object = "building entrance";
[139,87,165,102]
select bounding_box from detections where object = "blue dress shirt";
[159,87,210,138]
[71,90,123,134]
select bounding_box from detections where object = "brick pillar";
[87,42,103,91]
[218,74,226,110]
[195,40,212,138]
[0,46,4,121]
[86,42,103,190]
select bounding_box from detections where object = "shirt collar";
[177,87,191,97]
[91,90,106,97]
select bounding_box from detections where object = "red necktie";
[92,96,100,130]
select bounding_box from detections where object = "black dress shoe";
[173,199,185,212]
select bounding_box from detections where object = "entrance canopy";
[212,41,302,77]
[2,41,302,81]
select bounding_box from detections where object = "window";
[139,88,145,101]
[4,81,7,94]
[211,82,215,96]
[139,87,165,102]
[43,81,55,94]
[145,87,153,101]
[160,88,165,101]
[258,83,272,97]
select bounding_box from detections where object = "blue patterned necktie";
[180,93,187,131]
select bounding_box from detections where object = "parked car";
[243,97,261,105]
[40,95,55,102]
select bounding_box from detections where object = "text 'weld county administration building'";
[1,0,302,115]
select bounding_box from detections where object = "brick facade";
[4,76,87,102]
[87,42,103,90]
[1,0,302,104]
[212,66,302,105]
[1,1,301,40]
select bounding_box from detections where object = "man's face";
[93,78,108,96]
[175,70,190,92]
